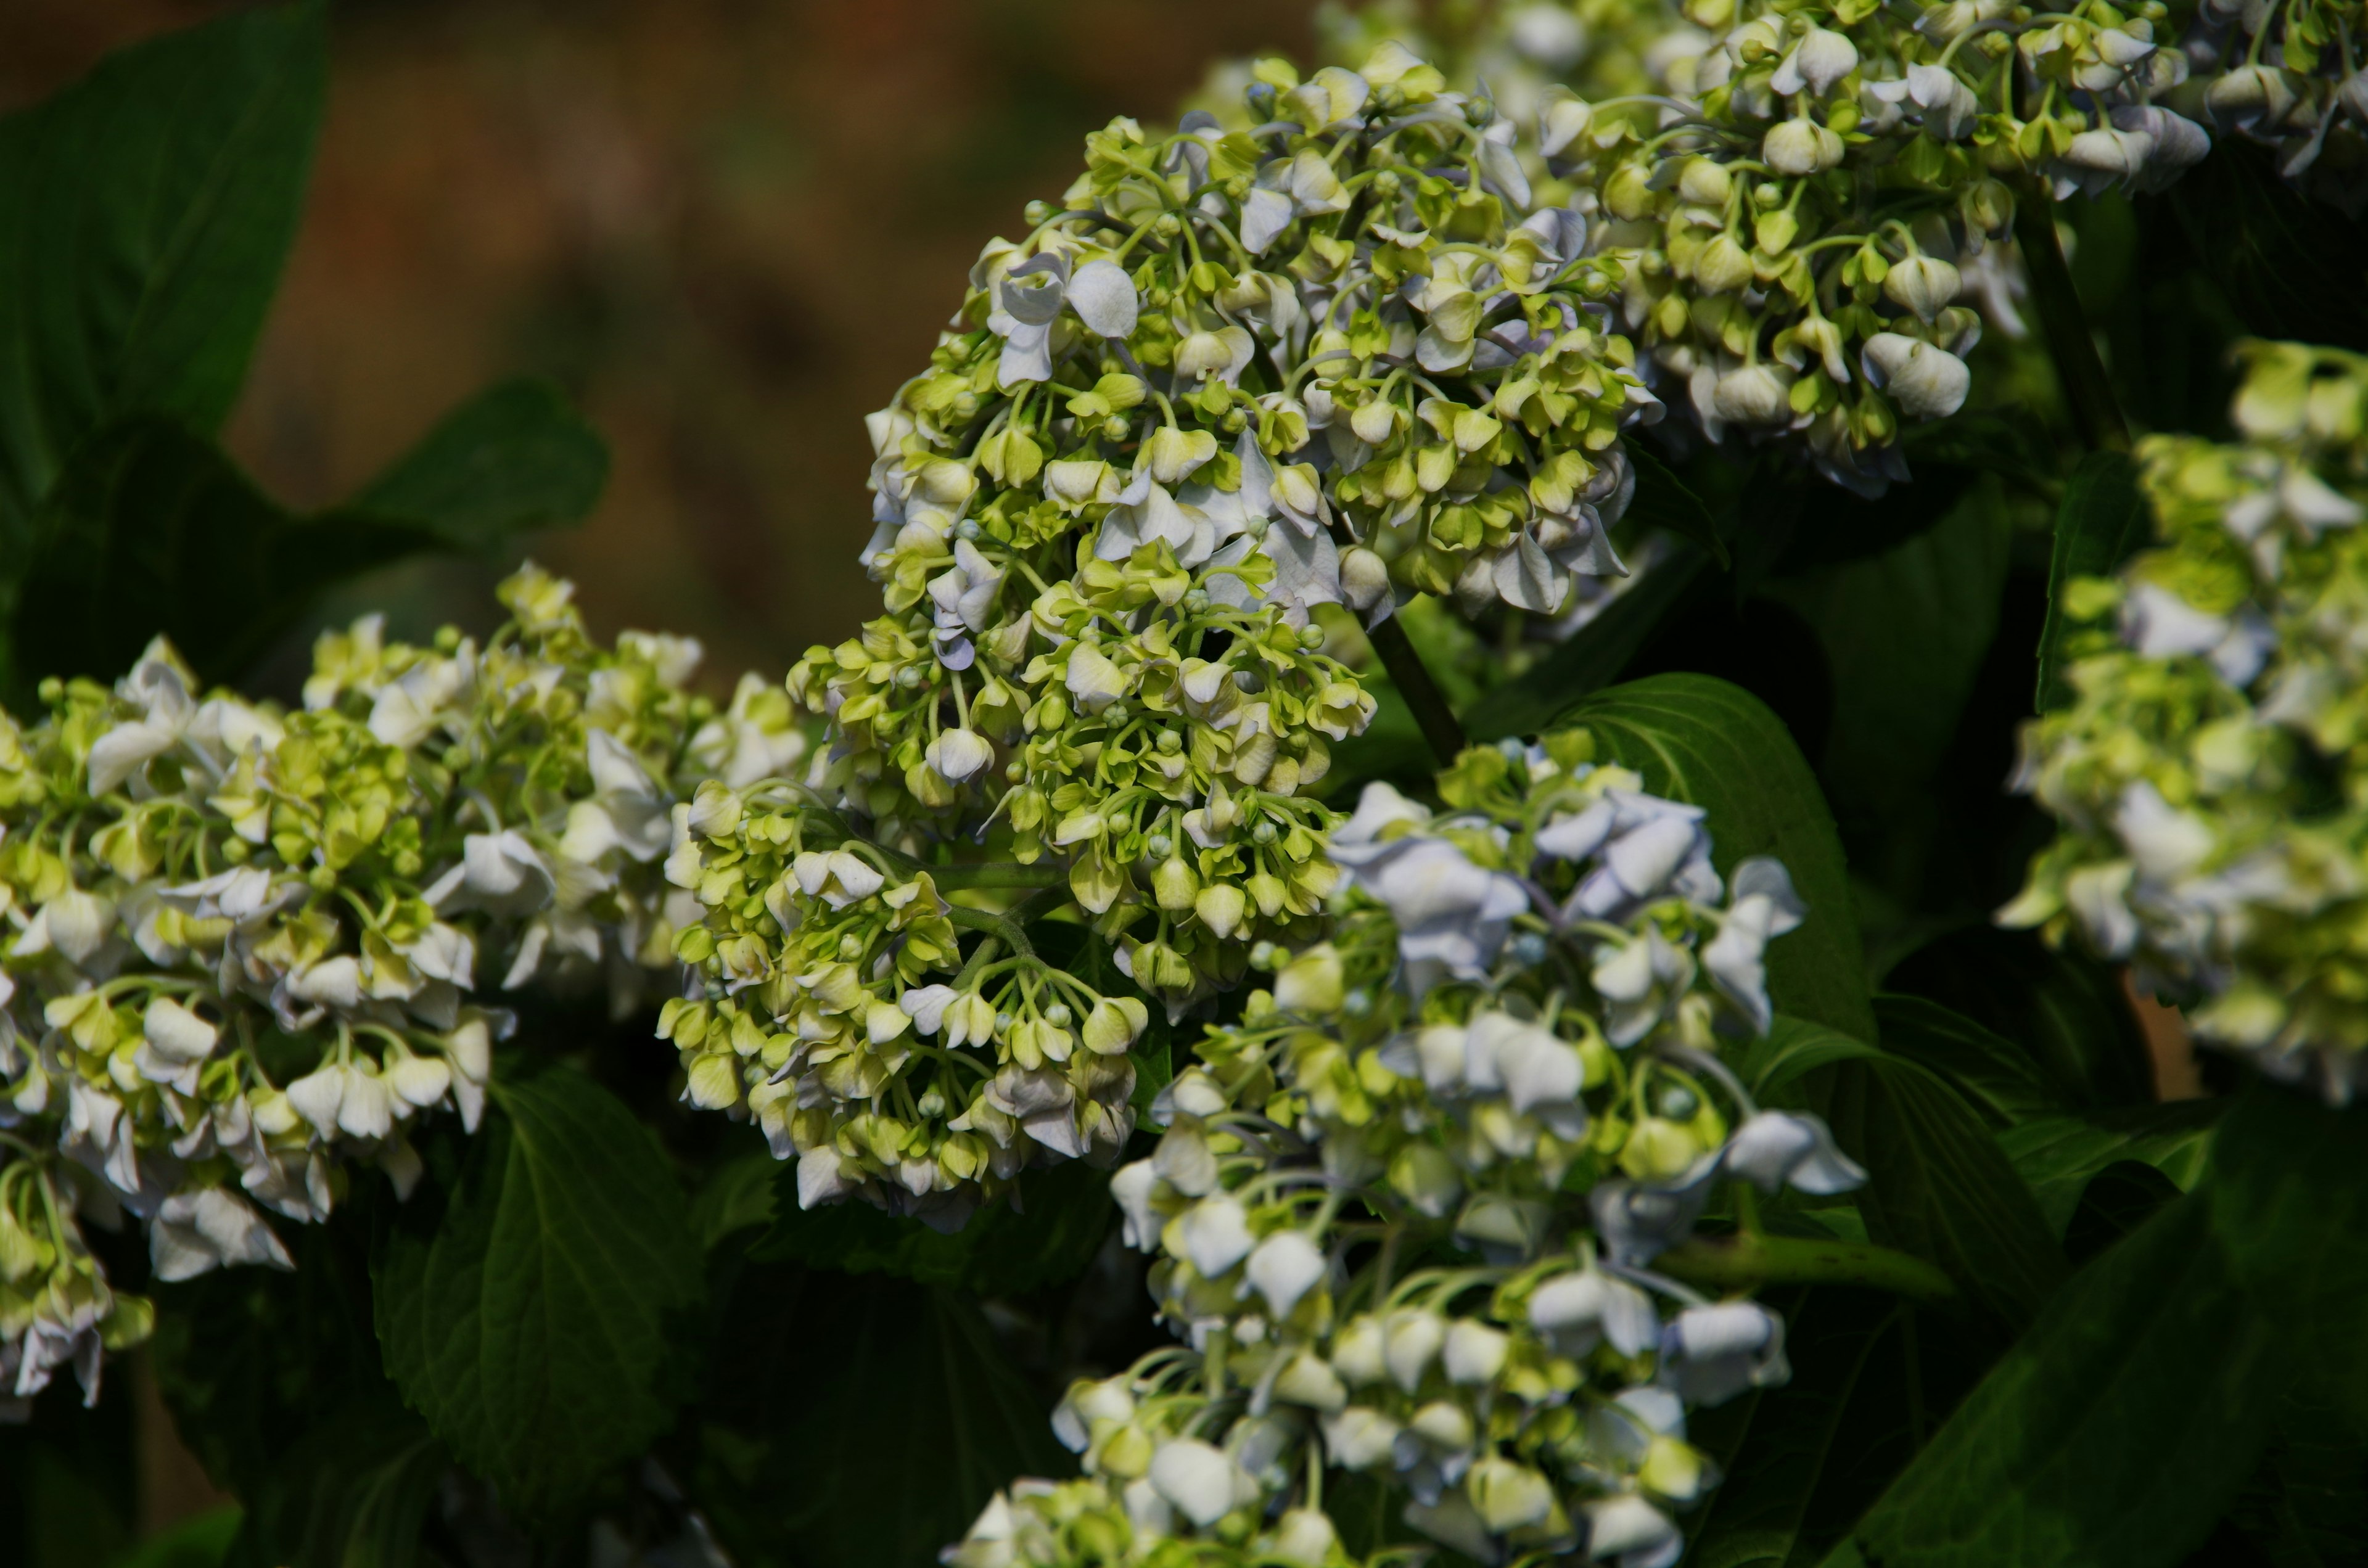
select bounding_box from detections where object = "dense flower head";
[947,733,1859,1567]
[0,565,763,1403]
[2008,340,2368,1101]
[799,39,1667,946]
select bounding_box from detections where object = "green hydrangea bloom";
[0,565,758,1400]
[2009,340,2368,1101]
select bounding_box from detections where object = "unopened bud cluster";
[947,733,1862,1567]
[0,565,779,1405]
[2008,341,2368,1101]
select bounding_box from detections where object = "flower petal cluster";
[2008,340,2368,1101]
[0,565,767,1400]
[948,732,1856,1566]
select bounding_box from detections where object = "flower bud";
[1763,118,1844,176]
[1340,546,1392,613]
[1882,255,1961,322]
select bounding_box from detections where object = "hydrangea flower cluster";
[2008,340,2368,1102]
[0,565,783,1406]
[946,733,1863,1567]
[2184,0,2368,211]
[1301,0,2368,494]
[726,41,1699,1219]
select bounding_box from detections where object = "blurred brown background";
[0,0,1325,685]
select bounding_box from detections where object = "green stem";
[1322,511,1466,764]
[2013,183,2129,453]
[1655,1230,1957,1301]
[945,903,1038,959]
[1366,613,1466,767]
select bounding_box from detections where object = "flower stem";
[1366,612,1468,767]
[1655,1229,1957,1300]
[2013,183,2129,453]
[1323,514,1466,763]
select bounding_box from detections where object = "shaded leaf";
[1996,1101,2222,1235]
[2060,1159,2185,1266]
[374,1064,704,1522]
[1875,993,2070,1131]
[353,376,607,548]
[1732,1014,1886,1104]
[1625,443,1725,566]
[1763,480,2010,889]
[2221,1381,2368,1567]
[7,418,440,694]
[689,1144,781,1253]
[2033,450,2149,713]
[226,1392,444,1568]
[2158,141,2368,355]
[1819,1191,2281,1568]
[1462,542,1709,742]
[1685,1289,1909,1568]
[1883,926,2155,1114]
[753,1155,1113,1300]
[1740,1015,2065,1331]
[0,0,324,550]
[2206,1082,2368,1426]
[680,1268,1071,1568]
[1816,1049,2068,1332]
[1564,673,1873,1040]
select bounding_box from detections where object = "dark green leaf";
[0,0,324,549]
[226,1391,445,1568]
[753,1155,1113,1299]
[2158,141,2368,355]
[374,1064,704,1522]
[1875,993,2070,1131]
[690,1145,782,1252]
[353,376,608,548]
[1462,543,1709,742]
[1995,1101,2222,1235]
[1732,1014,1886,1104]
[8,417,442,694]
[682,1271,1071,1568]
[2221,1381,2368,1567]
[2207,1082,2368,1426]
[150,1196,448,1568]
[1762,480,2010,881]
[1563,673,1873,1040]
[1816,1052,2068,1331]
[0,1371,136,1568]
[1819,1191,2282,1568]
[1883,926,2155,1114]
[2033,450,2149,713]
[2060,1160,2185,1266]
[1685,1289,1910,1568]
[1625,443,1726,566]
